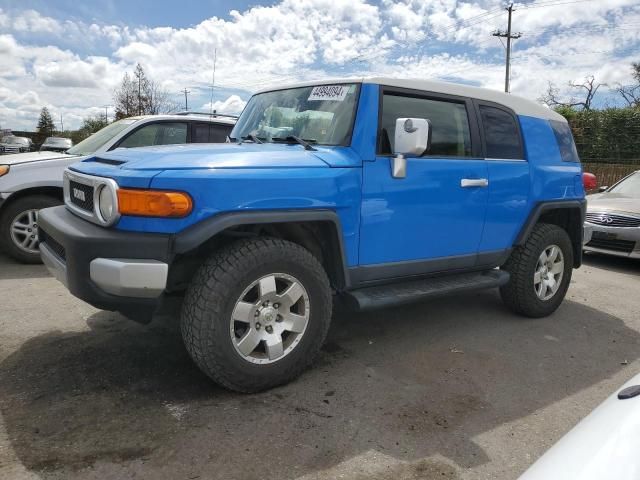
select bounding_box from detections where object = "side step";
[346,270,510,311]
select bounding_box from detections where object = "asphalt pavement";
[0,251,638,480]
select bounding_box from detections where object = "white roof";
[129,114,237,125]
[257,77,565,122]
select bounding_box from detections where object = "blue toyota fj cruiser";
[38,78,585,392]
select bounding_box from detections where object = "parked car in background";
[584,170,640,258]
[40,137,73,153]
[0,136,32,155]
[0,114,236,263]
[38,78,585,392]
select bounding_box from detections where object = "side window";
[550,120,580,162]
[479,105,523,159]
[210,124,231,143]
[379,93,473,157]
[118,123,187,148]
[192,123,211,143]
[191,123,232,143]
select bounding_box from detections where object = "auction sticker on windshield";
[308,85,349,101]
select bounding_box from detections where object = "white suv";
[0,114,236,263]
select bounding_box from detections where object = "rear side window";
[192,123,232,143]
[379,93,473,157]
[550,120,580,162]
[479,105,523,160]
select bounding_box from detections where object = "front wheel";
[180,237,332,392]
[500,223,573,318]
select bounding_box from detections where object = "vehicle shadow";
[583,252,640,275]
[1,291,638,479]
[0,252,50,280]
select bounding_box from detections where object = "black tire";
[180,237,332,393]
[500,223,573,318]
[0,195,62,264]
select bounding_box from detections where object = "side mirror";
[598,186,608,193]
[391,118,431,179]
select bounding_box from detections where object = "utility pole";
[492,3,522,93]
[101,105,111,123]
[182,88,191,111]
[60,114,64,133]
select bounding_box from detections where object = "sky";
[0,0,639,131]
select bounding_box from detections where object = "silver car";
[0,114,235,263]
[584,170,640,259]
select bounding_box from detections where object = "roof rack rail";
[174,111,239,119]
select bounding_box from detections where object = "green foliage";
[34,107,56,145]
[70,115,109,144]
[557,107,640,164]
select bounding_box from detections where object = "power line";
[516,0,594,9]
[493,3,522,93]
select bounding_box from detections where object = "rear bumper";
[38,206,172,319]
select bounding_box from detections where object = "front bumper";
[583,222,640,259]
[38,206,173,319]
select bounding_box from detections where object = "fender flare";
[172,209,350,287]
[515,199,586,267]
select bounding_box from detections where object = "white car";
[0,114,235,263]
[520,372,640,479]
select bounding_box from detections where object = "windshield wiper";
[238,134,265,145]
[272,136,317,151]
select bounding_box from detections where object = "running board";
[345,270,510,311]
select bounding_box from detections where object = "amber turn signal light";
[0,165,9,177]
[117,189,193,218]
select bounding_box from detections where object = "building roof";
[257,77,565,122]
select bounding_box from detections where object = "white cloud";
[0,0,639,130]
[201,95,247,115]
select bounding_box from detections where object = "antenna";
[210,48,217,115]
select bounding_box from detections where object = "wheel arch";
[515,200,586,267]
[171,210,350,290]
[0,186,63,215]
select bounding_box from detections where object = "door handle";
[461,178,489,188]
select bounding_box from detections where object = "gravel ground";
[0,251,638,480]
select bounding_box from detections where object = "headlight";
[0,165,8,177]
[97,184,117,224]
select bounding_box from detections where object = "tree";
[615,62,640,108]
[70,115,109,144]
[34,107,56,145]
[113,64,177,119]
[540,76,603,111]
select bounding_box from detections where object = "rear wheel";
[500,223,573,318]
[180,237,332,392]
[0,195,62,263]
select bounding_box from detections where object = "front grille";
[69,180,94,212]
[586,238,636,253]
[39,230,66,260]
[586,212,640,228]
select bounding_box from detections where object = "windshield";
[67,119,136,156]
[5,137,28,145]
[231,84,360,146]
[609,172,640,197]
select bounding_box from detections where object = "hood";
[587,193,640,216]
[80,142,361,171]
[0,150,76,166]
